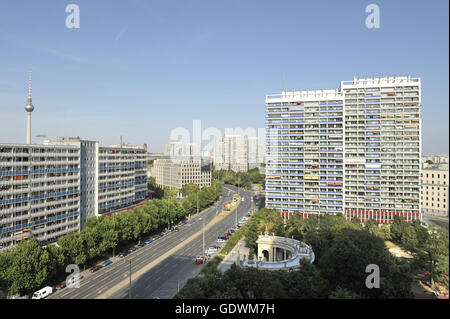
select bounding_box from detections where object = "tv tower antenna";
[25,69,35,144]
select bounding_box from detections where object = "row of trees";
[0,179,223,297]
[177,209,449,298]
[213,168,264,190]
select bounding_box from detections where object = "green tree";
[0,239,54,296]
[58,233,86,266]
[422,225,449,289]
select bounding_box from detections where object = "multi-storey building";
[421,165,449,216]
[98,144,148,215]
[214,135,263,172]
[151,157,211,197]
[0,143,81,251]
[0,138,148,252]
[163,142,201,159]
[265,76,422,224]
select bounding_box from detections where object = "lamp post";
[129,260,132,299]
[199,217,205,257]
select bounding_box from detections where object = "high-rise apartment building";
[0,138,148,251]
[214,135,263,172]
[163,142,201,159]
[0,143,81,251]
[265,76,421,224]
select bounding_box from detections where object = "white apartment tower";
[214,135,263,172]
[265,76,421,224]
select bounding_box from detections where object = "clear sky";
[0,0,448,154]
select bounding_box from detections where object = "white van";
[32,286,53,299]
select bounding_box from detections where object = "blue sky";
[0,0,448,154]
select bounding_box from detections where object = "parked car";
[145,238,153,244]
[217,237,226,243]
[174,227,179,232]
[195,256,204,264]
[55,282,66,290]
[224,233,232,239]
[119,251,128,258]
[101,259,112,267]
[32,286,53,299]
[89,265,102,273]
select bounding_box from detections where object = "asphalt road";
[49,185,253,299]
[423,214,449,230]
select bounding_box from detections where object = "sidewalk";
[218,237,250,274]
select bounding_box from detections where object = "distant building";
[421,165,449,216]
[150,157,211,197]
[163,142,201,159]
[214,135,264,172]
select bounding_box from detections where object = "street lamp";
[129,260,132,299]
[199,217,205,257]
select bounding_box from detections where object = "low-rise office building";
[421,165,449,216]
[151,157,211,197]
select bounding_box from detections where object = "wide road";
[49,185,253,299]
[423,214,449,230]
[113,186,253,299]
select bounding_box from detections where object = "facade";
[151,157,211,196]
[214,135,264,172]
[265,76,421,224]
[97,144,148,215]
[421,165,449,216]
[163,142,201,159]
[0,143,81,251]
[0,138,148,252]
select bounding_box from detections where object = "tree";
[58,233,86,266]
[0,239,54,296]
[328,286,360,299]
[181,183,199,197]
[422,225,449,290]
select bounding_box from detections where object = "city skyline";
[0,0,448,155]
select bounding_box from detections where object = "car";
[217,237,226,243]
[174,227,179,232]
[224,233,232,238]
[195,256,204,264]
[229,228,235,233]
[32,286,53,299]
[67,274,83,285]
[89,265,102,273]
[55,282,66,290]
[101,259,112,267]
[138,242,146,247]
[145,238,153,244]
[119,251,128,258]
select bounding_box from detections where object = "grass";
[384,240,398,249]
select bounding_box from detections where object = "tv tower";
[25,70,34,144]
